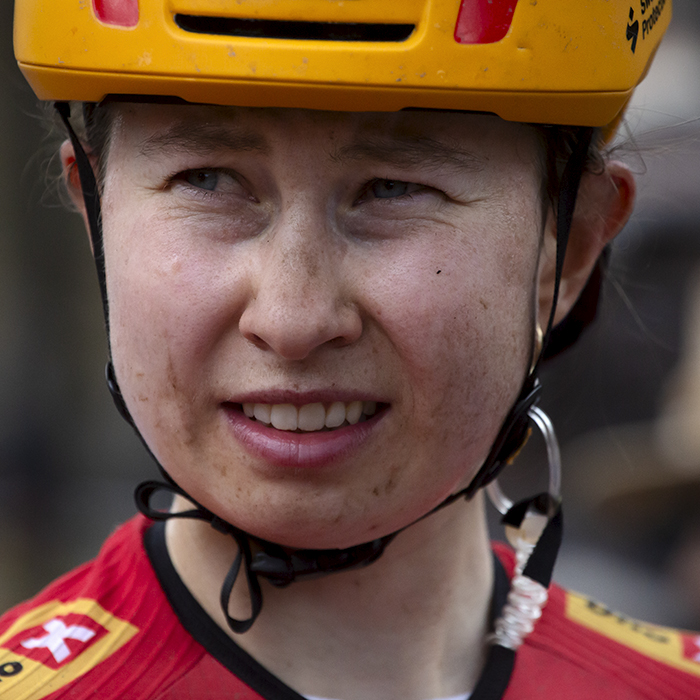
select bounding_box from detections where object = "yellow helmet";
[15,0,670,127]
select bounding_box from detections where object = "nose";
[238,213,362,361]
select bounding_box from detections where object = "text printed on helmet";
[627,0,667,53]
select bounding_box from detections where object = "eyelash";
[165,169,443,208]
[356,178,439,204]
[166,168,250,199]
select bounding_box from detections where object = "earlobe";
[538,161,636,328]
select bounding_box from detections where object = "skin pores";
[98,104,545,550]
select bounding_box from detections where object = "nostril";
[246,333,270,351]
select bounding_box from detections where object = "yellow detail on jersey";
[566,591,700,678]
[0,599,139,699]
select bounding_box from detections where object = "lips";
[222,398,387,469]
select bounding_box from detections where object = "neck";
[166,494,494,700]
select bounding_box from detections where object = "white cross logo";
[690,636,700,663]
[21,618,96,664]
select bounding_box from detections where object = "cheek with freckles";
[104,200,254,462]
[354,206,540,478]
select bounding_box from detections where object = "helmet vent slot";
[175,15,415,42]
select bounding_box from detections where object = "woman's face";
[99,104,546,548]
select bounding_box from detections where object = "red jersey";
[1,516,700,699]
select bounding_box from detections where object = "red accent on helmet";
[93,0,139,28]
[454,0,518,44]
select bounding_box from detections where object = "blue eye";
[185,170,221,191]
[370,180,411,198]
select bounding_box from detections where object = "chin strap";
[463,126,594,497]
[57,100,589,641]
[471,493,563,700]
[134,477,396,632]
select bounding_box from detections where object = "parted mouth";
[238,400,383,432]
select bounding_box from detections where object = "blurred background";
[2,1,700,628]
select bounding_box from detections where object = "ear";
[537,161,636,328]
[59,139,100,236]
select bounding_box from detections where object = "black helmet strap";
[56,102,110,335]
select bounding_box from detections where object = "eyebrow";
[138,123,269,158]
[331,135,486,173]
[136,122,485,175]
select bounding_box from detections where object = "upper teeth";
[242,401,377,432]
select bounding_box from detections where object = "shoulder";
[493,543,700,700]
[0,516,231,700]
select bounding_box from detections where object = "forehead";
[105,103,540,170]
